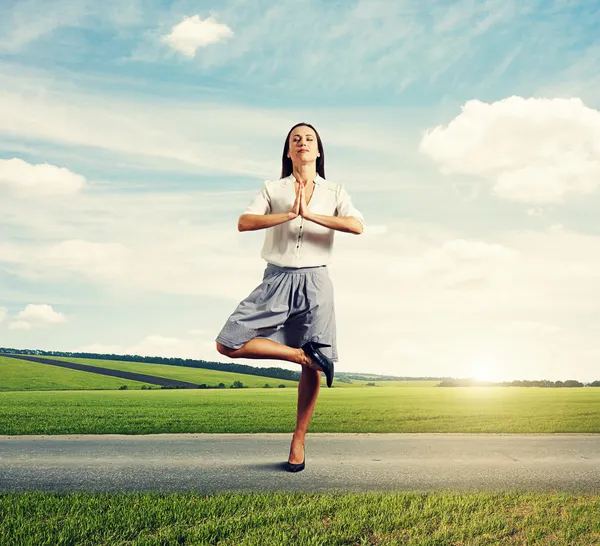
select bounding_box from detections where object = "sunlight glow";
[467,352,505,383]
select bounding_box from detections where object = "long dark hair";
[280,122,326,179]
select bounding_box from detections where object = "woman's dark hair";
[281,122,325,179]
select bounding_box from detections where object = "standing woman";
[215,122,365,472]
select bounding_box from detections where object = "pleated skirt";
[215,262,338,362]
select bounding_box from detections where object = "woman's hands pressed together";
[289,179,311,220]
[298,180,311,219]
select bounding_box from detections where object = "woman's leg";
[217,338,323,464]
[289,365,321,464]
[215,268,326,466]
[216,338,318,369]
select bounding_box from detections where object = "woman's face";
[288,125,319,167]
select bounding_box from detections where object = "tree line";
[438,379,598,387]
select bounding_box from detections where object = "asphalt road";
[1,433,600,493]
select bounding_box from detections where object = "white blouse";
[242,174,366,268]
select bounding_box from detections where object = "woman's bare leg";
[289,365,321,464]
[216,338,324,464]
[216,338,318,369]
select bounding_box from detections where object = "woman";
[215,122,365,472]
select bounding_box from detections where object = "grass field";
[43,356,438,389]
[4,354,440,390]
[2,384,599,435]
[1,490,599,545]
[3,358,599,544]
[0,356,154,391]
[0,355,300,390]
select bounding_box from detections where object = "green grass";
[0,356,154,391]
[3,354,442,391]
[1,490,599,545]
[340,380,440,388]
[1,385,599,435]
[30,356,301,388]
[30,355,440,389]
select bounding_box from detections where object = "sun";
[468,353,504,383]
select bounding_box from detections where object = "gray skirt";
[215,262,338,362]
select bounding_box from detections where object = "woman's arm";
[238,212,297,232]
[297,183,364,234]
[303,212,363,234]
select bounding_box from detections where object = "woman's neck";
[292,164,317,184]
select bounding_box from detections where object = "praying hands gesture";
[287,178,363,234]
[289,180,311,219]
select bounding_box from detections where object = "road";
[1,433,599,493]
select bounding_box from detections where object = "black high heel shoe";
[301,341,334,388]
[286,443,305,472]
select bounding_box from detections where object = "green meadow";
[33,355,439,388]
[0,356,154,391]
[2,354,600,545]
[1,355,437,390]
[7,355,299,389]
[1,382,599,435]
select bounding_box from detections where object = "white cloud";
[0,66,282,178]
[162,15,233,57]
[9,303,66,330]
[9,320,32,331]
[0,158,87,197]
[0,239,128,282]
[17,303,66,324]
[419,96,600,204]
[0,307,7,325]
[39,240,128,281]
[386,237,519,289]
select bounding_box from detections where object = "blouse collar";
[284,174,324,185]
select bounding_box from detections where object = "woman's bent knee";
[216,341,235,356]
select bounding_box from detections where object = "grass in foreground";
[1,490,599,545]
[1,386,599,435]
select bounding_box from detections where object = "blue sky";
[2,0,600,382]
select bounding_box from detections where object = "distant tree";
[198,384,208,389]
[366,382,376,386]
[119,385,128,390]
[218,383,226,389]
[278,384,286,388]
[264,383,271,388]
[231,380,244,389]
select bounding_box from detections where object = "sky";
[1,0,600,383]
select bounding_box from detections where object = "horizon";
[2,347,597,385]
[1,1,600,384]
